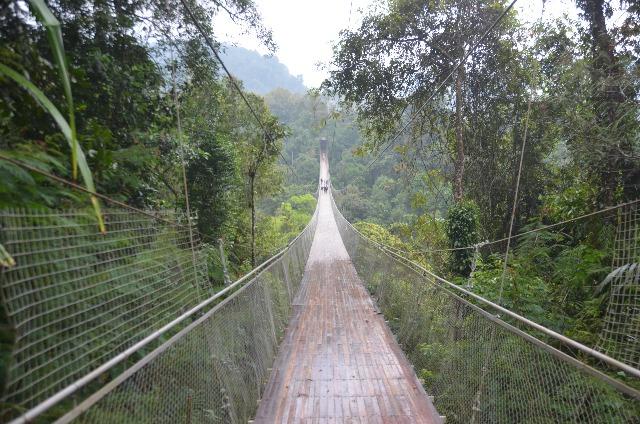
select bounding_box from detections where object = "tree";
[323,0,520,204]
[220,80,287,266]
[575,0,639,203]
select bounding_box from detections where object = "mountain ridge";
[220,45,307,95]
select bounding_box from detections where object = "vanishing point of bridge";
[254,150,441,422]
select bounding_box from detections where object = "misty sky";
[213,0,582,88]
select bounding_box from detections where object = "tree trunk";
[249,173,256,268]
[581,0,626,203]
[93,0,109,50]
[584,0,620,107]
[453,62,465,203]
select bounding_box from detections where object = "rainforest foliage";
[325,0,640,365]
[1,0,640,412]
[0,0,313,274]
[0,1,310,401]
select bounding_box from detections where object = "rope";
[367,0,519,169]
[0,154,178,225]
[422,197,640,253]
[172,53,201,293]
[334,177,640,254]
[178,0,297,177]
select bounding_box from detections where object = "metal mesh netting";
[599,203,640,368]
[0,208,211,417]
[52,208,318,423]
[334,188,640,374]
[331,197,640,423]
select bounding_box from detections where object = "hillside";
[220,45,307,95]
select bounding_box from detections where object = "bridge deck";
[254,156,440,423]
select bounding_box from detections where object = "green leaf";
[28,0,79,179]
[0,63,71,139]
[0,64,105,233]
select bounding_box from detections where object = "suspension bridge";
[0,142,639,423]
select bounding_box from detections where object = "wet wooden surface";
[254,154,440,423]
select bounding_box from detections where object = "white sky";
[213,0,580,88]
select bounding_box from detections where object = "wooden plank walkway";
[254,155,441,423]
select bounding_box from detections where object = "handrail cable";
[178,0,297,176]
[51,203,318,424]
[367,0,518,169]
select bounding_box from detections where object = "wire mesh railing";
[0,208,209,417]
[333,187,640,374]
[598,202,640,368]
[0,205,318,423]
[58,208,317,423]
[331,194,640,423]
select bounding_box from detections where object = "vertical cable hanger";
[471,26,539,421]
[171,49,201,296]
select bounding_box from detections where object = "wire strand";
[331,182,640,254]
[171,51,201,294]
[429,197,640,253]
[497,92,532,303]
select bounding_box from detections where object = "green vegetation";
[0,0,314,418]
[1,0,639,421]
[0,0,310,278]
[324,0,639,353]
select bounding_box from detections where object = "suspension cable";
[178,0,297,176]
[424,197,640,253]
[332,181,640,254]
[470,86,534,424]
[366,0,519,169]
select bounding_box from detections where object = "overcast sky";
[213,0,581,88]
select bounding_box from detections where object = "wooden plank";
[254,161,441,423]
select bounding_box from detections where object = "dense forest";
[322,0,640,388]
[0,1,316,413]
[1,0,640,421]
